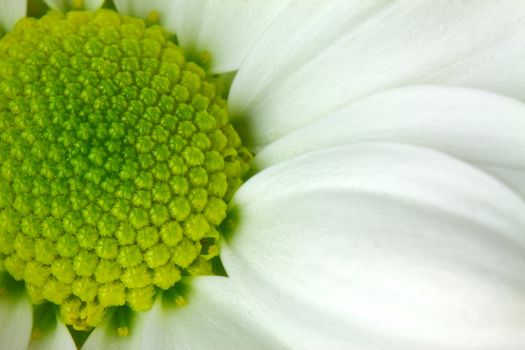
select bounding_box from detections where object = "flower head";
[0,1,524,349]
[0,7,255,332]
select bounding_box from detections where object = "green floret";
[0,9,251,330]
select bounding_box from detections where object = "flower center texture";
[0,9,251,330]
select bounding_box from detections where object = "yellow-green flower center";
[0,9,251,330]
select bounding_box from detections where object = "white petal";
[141,277,283,349]
[484,166,525,199]
[83,277,282,350]
[221,143,525,349]
[168,0,291,73]
[44,0,104,11]
[84,0,105,10]
[113,0,170,19]
[229,1,525,145]
[0,282,32,350]
[256,86,525,196]
[43,0,61,10]
[28,316,76,350]
[115,0,291,73]
[0,0,26,32]
[81,311,145,350]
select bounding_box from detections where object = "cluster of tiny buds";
[0,9,251,330]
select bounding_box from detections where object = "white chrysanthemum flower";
[0,1,524,349]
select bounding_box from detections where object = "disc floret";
[0,9,251,330]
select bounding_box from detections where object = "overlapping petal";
[28,316,76,350]
[114,0,290,73]
[113,0,171,19]
[1,2,523,349]
[43,0,104,11]
[83,277,283,350]
[228,0,525,146]
[0,0,27,32]
[221,143,525,349]
[82,311,146,350]
[256,86,525,196]
[0,277,33,350]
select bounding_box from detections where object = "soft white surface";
[83,277,283,350]
[228,1,525,146]
[44,0,104,11]
[82,310,145,350]
[114,0,290,73]
[222,143,525,349]
[255,85,525,197]
[113,0,169,19]
[0,286,33,350]
[28,315,76,350]
[0,0,26,31]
